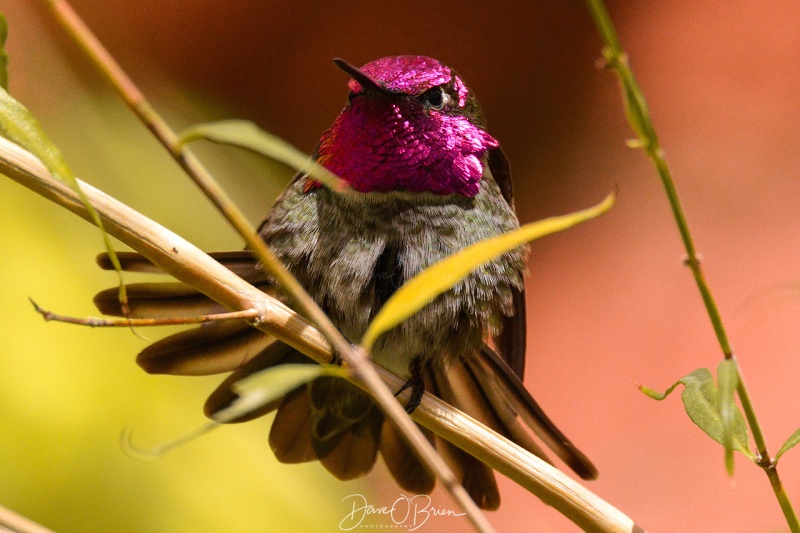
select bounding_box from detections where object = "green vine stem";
[584,1,799,531]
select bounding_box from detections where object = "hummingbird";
[95,55,597,510]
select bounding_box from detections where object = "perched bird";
[95,55,596,510]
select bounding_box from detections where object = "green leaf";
[0,84,128,309]
[717,359,739,475]
[211,364,346,423]
[643,367,755,461]
[776,427,800,461]
[124,364,347,459]
[0,85,73,182]
[361,192,616,351]
[176,119,348,191]
[0,13,8,90]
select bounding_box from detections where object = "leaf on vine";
[776,428,800,461]
[361,192,616,351]
[123,364,348,460]
[211,364,346,423]
[717,359,740,475]
[0,86,73,182]
[176,119,348,191]
[0,74,128,310]
[640,366,755,464]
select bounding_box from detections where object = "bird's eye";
[422,87,447,110]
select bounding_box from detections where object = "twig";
[584,1,799,531]
[0,133,639,532]
[30,298,261,327]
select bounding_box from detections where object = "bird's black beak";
[333,58,390,95]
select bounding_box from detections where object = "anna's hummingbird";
[95,55,596,509]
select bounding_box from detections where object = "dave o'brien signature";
[339,493,466,531]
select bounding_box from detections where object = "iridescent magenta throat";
[318,56,497,197]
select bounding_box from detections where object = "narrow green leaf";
[681,368,752,458]
[776,428,800,461]
[211,364,346,423]
[0,13,8,90]
[717,359,740,475]
[644,368,754,460]
[176,119,349,191]
[0,86,73,182]
[0,85,128,308]
[124,364,346,459]
[361,192,616,351]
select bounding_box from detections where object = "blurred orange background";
[2,1,800,531]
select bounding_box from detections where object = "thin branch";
[30,298,261,327]
[584,1,798,531]
[0,134,639,532]
[45,2,492,529]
